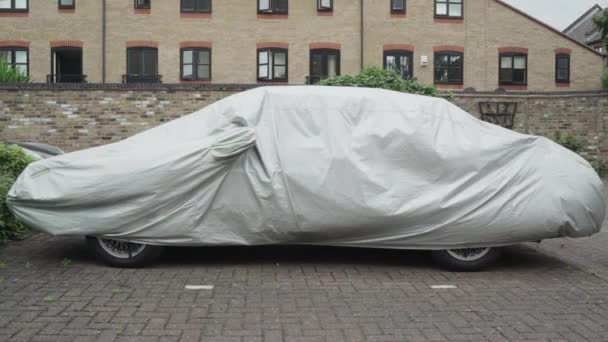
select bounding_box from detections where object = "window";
[434,51,463,84]
[181,0,211,12]
[257,48,287,81]
[125,47,160,83]
[309,49,340,84]
[434,0,462,18]
[0,0,28,11]
[318,0,332,11]
[0,48,28,76]
[258,0,288,14]
[134,0,150,9]
[58,0,74,9]
[499,54,527,85]
[555,54,570,83]
[384,50,413,79]
[391,0,405,13]
[181,48,211,81]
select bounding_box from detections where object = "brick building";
[0,0,605,91]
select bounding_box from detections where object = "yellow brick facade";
[0,0,605,91]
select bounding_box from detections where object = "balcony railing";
[305,75,329,85]
[47,74,87,83]
[122,74,163,84]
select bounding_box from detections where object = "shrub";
[552,132,607,177]
[319,66,439,97]
[553,131,582,153]
[602,70,608,90]
[0,143,34,243]
[0,57,30,83]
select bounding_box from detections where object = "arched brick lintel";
[0,40,30,48]
[383,44,415,52]
[309,42,341,50]
[433,45,464,53]
[50,40,83,48]
[180,41,213,49]
[554,48,572,55]
[256,42,289,49]
[498,46,528,54]
[126,41,159,48]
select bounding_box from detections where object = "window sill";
[134,8,151,14]
[556,82,570,88]
[181,12,211,18]
[434,17,463,24]
[390,11,406,18]
[0,11,28,17]
[317,10,333,16]
[58,8,75,13]
[435,83,464,90]
[257,13,288,19]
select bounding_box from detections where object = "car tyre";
[431,247,502,271]
[86,236,164,268]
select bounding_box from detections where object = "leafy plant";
[553,131,582,153]
[0,57,30,83]
[553,132,607,177]
[319,66,439,97]
[602,70,608,90]
[0,143,34,243]
[593,8,608,51]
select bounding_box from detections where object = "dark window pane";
[182,0,195,10]
[513,69,525,83]
[311,54,323,76]
[127,50,141,74]
[557,69,568,80]
[198,50,210,65]
[275,0,288,12]
[500,69,512,83]
[557,57,569,68]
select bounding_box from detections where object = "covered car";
[6,86,606,270]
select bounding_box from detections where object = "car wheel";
[431,247,501,271]
[86,236,164,268]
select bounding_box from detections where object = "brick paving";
[1,192,608,341]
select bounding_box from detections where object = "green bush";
[319,66,439,97]
[0,143,34,243]
[552,132,608,177]
[602,70,608,90]
[0,57,30,83]
[553,131,582,153]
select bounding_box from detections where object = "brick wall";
[1,85,608,164]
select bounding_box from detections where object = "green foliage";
[0,143,34,243]
[0,57,30,84]
[553,131,583,153]
[319,66,440,97]
[602,70,608,90]
[593,8,608,50]
[553,132,608,177]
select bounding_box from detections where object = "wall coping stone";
[0,83,606,98]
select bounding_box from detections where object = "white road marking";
[185,285,214,290]
[430,285,457,289]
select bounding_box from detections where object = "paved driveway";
[1,204,608,341]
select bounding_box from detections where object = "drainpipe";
[102,0,106,83]
[360,0,364,70]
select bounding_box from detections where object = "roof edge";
[493,0,605,58]
[563,4,603,34]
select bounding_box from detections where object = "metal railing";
[122,74,162,84]
[46,74,87,83]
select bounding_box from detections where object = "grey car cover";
[7,86,606,249]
